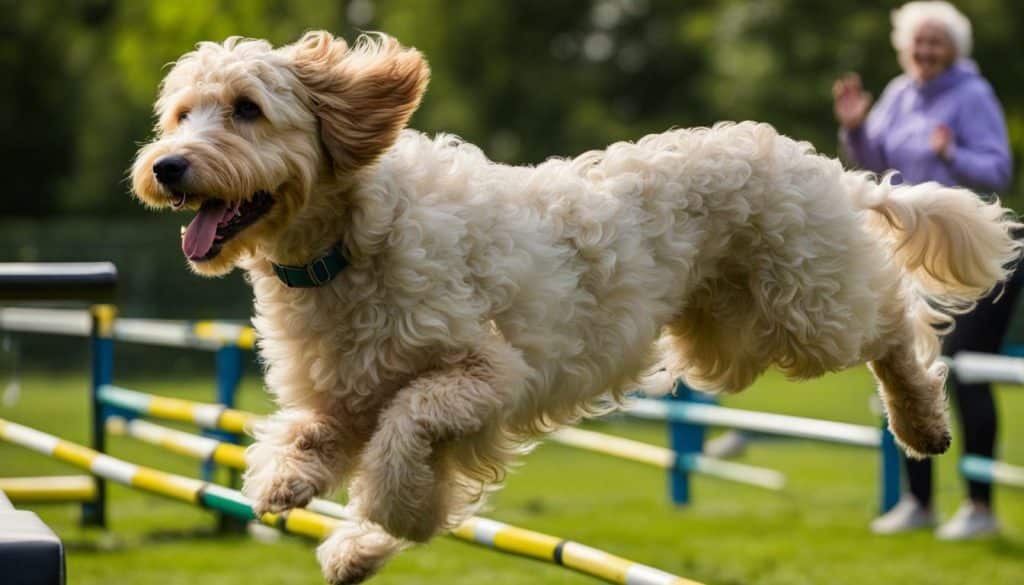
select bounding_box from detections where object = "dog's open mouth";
[179,191,274,261]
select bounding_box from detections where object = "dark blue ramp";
[0,490,66,585]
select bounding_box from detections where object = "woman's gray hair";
[891,1,972,58]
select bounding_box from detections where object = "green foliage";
[3,0,1024,217]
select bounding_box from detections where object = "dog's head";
[130,31,429,275]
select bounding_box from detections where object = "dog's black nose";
[153,155,190,185]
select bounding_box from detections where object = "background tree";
[3,0,1023,329]
[4,0,1023,218]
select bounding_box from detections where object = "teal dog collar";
[271,244,348,288]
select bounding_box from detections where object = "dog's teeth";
[180,225,186,236]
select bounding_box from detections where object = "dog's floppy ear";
[287,31,429,173]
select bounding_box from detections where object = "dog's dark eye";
[234,98,262,121]
[177,110,189,122]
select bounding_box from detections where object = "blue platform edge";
[0,491,66,585]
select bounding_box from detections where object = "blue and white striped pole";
[961,455,1024,489]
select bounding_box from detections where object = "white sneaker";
[870,497,935,534]
[703,430,749,459]
[936,502,999,541]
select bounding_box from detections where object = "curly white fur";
[131,31,1020,584]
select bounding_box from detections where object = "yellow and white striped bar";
[5,417,702,585]
[0,475,97,503]
[552,428,675,469]
[0,418,337,540]
[0,417,202,504]
[106,416,412,523]
[0,307,255,351]
[100,386,252,434]
[192,321,256,350]
[114,318,212,349]
[106,416,247,470]
[453,517,702,585]
[551,428,785,490]
[105,414,710,583]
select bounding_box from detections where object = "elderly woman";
[834,1,1019,540]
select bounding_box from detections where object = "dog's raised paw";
[252,473,319,516]
[922,429,953,455]
[892,423,952,459]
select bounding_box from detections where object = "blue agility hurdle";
[631,380,902,511]
[0,263,117,528]
[640,351,1024,513]
[0,305,251,529]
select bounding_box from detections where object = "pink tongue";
[182,200,232,260]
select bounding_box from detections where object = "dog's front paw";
[249,471,320,516]
[317,522,403,585]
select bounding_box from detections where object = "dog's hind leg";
[868,310,952,459]
[647,292,771,394]
[350,336,527,542]
[244,408,356,516]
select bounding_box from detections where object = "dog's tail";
[847,172,1021,357]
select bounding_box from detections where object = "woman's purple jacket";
[841,59,1012,194]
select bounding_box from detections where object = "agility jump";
[0,418,702,585]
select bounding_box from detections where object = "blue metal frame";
[84,305,115,528]
[667,380,710,505]
[666,381,902,512]
[879,424,901,512]
[203,345,245,482]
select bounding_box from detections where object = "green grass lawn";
[2,367,1024,584]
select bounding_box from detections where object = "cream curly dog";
[131,31,1019,583]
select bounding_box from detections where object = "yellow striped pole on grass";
[105,416,718,583]
[105,417,349,518]
[106,416,246,470]
[0,418,336,540]
[100,385,251,434]
[6,417,703,585]
[0,475,97,503]
[111,418,704,585]
[107,419,703,585]
[551,427,785,490]
[452,517,704,585]
[100,391,706,584]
